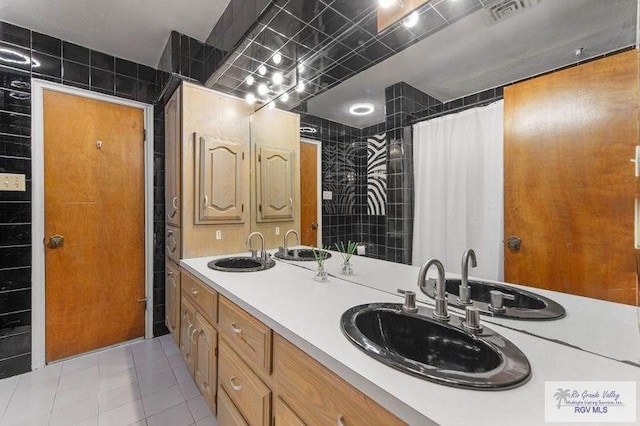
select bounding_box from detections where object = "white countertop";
[181,252,640,425]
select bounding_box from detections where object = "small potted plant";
[311,246,330,282]
[336,241,358,275]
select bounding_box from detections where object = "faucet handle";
[489,290,515,311]
[397,289,418,313]
[462,306,483,333]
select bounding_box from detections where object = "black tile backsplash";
[0,20,171,379]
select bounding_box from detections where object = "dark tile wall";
[384,82,440,264]
[0,20,169,378]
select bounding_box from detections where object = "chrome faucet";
[418,258,449,320]
[246,232,267,262]
[459,248,477,305]
[283,229,299,253]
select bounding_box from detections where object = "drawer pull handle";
[229,377,242,392]
[230,323,242,334]
[190,289,199,296]
[337,415,345,426]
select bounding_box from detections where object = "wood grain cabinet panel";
[218,297,272,376]
[256,145,294,222]
[165,259,181,344]
[179,297,198,376]
[274,335,405,426]
[196,135,248,224]
[274,397,305,426]
[182,271,217,325]
[195,312,217,413]
[218,339,271,426]
[165,226,181,264]
[165,88,181,228]
[217,385,249,426]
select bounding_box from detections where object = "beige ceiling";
[0,0,230,67]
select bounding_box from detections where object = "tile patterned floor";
[0,335,217,425]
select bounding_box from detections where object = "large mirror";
[206,0,640,364]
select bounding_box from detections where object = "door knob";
[48,235,64,249]
[310,222,318,230]
[507,236,521,251]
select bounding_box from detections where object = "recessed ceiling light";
[257,84,269,96]
[349,103,375,116]
[378,0,397,9]
[297,63,305,73]
[296,81,305,93]
[258,65,267,75]
[300,126,317,134]
[268,102,276,109]
[281,92,290,102]
[272,72,283,85]
[273,52,282,65]
[245,75,255,86]
[403,11,419,28]
[245,93,256,104]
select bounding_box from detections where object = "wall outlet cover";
[0,173,26,191]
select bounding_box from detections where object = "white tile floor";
[0,335,218,426]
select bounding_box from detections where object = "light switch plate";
[215,230,222,240]
[0,173,26,191]
[275,227,280,236]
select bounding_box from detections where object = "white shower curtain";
[412,101,504,281]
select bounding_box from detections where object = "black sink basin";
[207,256,275,272]
[420,279,566,320]
[273,248,332,261]
[341,303,531,390]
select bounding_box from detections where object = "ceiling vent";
[483,0,542,23]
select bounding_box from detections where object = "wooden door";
[194,312,217,412]
[504,50,638,305]
[44,90,145,362]
[165,259,181,344]
[299,142,318,246]
[165,88,181,227]
[196,136,247,224]
[256,145,294,222]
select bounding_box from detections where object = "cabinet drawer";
[274,335,405,426]
[275,397,305,426]
[218,339,271,426]
[217,385,248,426]
[219,297,272,375]
[181,271,217,324]
[165,226,181,263]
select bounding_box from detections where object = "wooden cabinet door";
[274,397,305,426]
[217,385,249,426]
[196,135,247,224]
[194,312,217,412]
[165,226,181,263]
[165,88,181,227]
[179,297,197,376]
[165,259,181,344]
[256,145,294,222]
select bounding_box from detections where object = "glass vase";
[341,259,353,275]
[314,265,328,282]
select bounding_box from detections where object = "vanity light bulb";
[245,75,255,86]
[296,81,305,93]
[258,84,269,96]
[272,72,283,85]
[281,92,290,102]
[273,52,282,65]
[245,93,256,104]
[258,65,267,75]
[378,0,397,9]
[403,11,419,28]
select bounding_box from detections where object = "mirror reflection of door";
[504,50,638,305]
[300,140,320,246]
[44,90,146,362]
